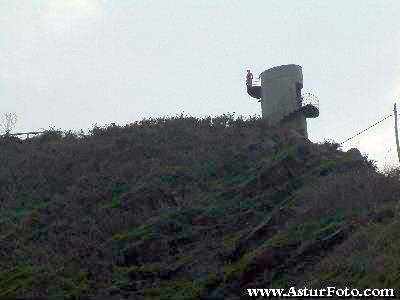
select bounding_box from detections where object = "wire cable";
[340,113,393,145]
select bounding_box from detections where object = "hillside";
[1,115,400,299]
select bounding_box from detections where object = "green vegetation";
[144,272,221,300]
[100,183,129,209]
[0,194,49,225]
[0,266,42,297]
[0,115,399,298]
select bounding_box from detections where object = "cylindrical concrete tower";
[260,65,302,124]
[247,64,319,138]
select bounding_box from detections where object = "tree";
[0,112,18,135]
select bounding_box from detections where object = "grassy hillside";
[1,115,399,299]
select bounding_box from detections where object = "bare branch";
[0,112,18,134]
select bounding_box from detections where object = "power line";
[340,113,393,145]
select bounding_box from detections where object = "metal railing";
[246,78,261,87]
[299,92,319,109]
[249,78,261,86]
[252,78,261,86]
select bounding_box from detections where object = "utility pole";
[394,103,400,163]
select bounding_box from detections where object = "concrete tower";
[247,64,319,138]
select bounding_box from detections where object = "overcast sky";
[1,1,400,169]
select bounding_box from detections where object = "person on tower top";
[246,70,253,86]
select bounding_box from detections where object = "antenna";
[394,103,400,163]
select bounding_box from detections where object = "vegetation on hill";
[0,115,399,299]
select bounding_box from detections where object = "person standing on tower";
[246,70,253,86]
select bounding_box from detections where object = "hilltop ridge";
[0,115,399,299]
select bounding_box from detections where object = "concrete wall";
[259,64,307,136]
[281,110,308,138]
[260,64,303,124]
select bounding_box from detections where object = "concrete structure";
[247,64,319,138]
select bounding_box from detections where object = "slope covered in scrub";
[0,115,399,299]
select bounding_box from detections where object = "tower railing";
[246,78,262,99]
[299,92,319,109]
[298,92,319,118]
[246,78,261,87]
[251,78,261,86]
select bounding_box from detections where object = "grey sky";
[1,1,400,168]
